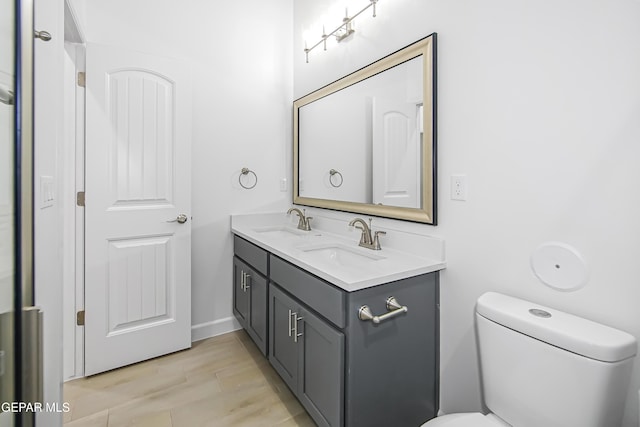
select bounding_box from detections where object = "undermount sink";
[253,225,307,239]
[300,243,385,267]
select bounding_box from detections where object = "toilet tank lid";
[476,292,637,362]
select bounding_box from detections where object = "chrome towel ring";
[239,167,258,189]
[329,169,343,188]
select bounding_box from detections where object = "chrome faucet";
[287,207,313,231]
[348,217,386,250]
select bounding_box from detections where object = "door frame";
[61,0,86,381]
[61,41,85,381]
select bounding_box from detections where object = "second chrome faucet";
[349,217,386,250]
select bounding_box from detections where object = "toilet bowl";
[422,413,509,427]
[422,292,636,427]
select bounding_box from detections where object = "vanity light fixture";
[304,0,379,63]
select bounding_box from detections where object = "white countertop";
[231,212,446,292]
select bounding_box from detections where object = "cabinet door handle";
[288,310,293,337]
[240,271,251,292]
[293,313,303,343]
[358,296,408,324]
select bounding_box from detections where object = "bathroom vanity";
[231,213,445,427]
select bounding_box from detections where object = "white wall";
[0,0,12,76]
[34,0,65,424]
[294,1,640,426]
[0,0,14,315]
[78,0,293,337]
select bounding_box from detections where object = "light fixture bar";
[304,0,379,63]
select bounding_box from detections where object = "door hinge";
[76,191,85,207]
[77,71,86,88]
[76,310,85,326]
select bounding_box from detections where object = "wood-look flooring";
[63,330,315,427]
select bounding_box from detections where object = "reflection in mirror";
[294,34,436,224]
[299,56,423,208]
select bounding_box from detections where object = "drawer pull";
[358,296,407,324]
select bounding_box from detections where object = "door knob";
[167,214,188,224]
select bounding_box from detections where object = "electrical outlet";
[280,178,288,192]
[451,174,467,201]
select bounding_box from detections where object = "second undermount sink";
[253,225,308,240]
[300,243,385,267]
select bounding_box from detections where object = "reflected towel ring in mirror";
[239,167,258,189]
[329,169,343,188]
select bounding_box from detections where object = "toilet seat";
[421,413,510,427]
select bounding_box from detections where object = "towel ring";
[329,169,343,188]
[239,167,258,189]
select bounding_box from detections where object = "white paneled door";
[372,98,422,209]
[85,44,192,375]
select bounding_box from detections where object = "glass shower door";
[2,0,36,426]
[0,0,17,425]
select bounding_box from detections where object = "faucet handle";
[303,217,313,231]
[372,231,386,250]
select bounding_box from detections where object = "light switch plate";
[40,175,54,208]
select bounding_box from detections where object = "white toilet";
[423,292,637,427]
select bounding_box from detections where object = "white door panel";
[85,43,191,375]
[372,98,421,208]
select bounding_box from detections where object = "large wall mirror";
[294,34,437,224]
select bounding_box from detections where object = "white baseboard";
[191,316,242,342]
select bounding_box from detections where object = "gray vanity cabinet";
[269,254,439,427]
[344,273,439,426]
[232,234,439,427]
[233,237,269,356]
[269,284,344,427]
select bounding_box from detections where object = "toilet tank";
[476,292,636,427]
